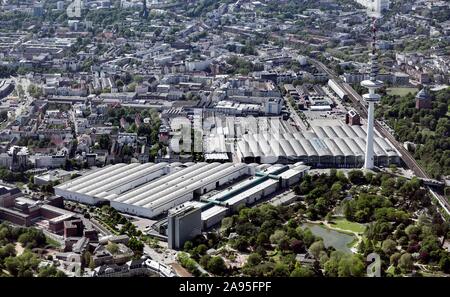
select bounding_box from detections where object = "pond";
[302,223,355,253]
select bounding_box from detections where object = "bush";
[177,252,200,275]
[207,256,227,276]
[398,253,414,273]
[246,253,262,267]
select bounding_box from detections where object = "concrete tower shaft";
[361,17,384,169]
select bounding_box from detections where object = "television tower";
[361,17,383,169]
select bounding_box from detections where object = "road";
[285,96,308,130]
[7,76,34,127]
[90,217,113,236]
[309,58,450,215]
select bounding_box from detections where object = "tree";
[4,250,40,277]
[233,237,249,252]
[127,237,144,254]
[17,228,46,249]
[106,242,119,254]
[27,84,43,98]
[269,230,287,246]
[4,257,20,276]
[247,253,262,267]
[207,256,227,276]
[98,134,112,150]
[177,252,199,275]
[419,235,441,259]
[127,82,137,92]
[439,254,450,274]
[191,244,208,260]
[324,251,342,277]
[405,225,421,240]
[337,255,365,277]
[308,241,324,259]
[0,243,16,260]
[272,262,289,277]
[348,170,366,185]
[183,241,193,252]
[381,239,397,256]
[199,254,211,268]
[256,233,269,247]
[324,251,365,277]
[290,239,305,254]
[390,252,401,266]
[398,253,414,273]
[38,265,66,277]
[290,263,314,277]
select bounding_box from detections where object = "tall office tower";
[356,0,390,16]
[167,204,202,250]
[361,18,383,169]
[142,0,149,19]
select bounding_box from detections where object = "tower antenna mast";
[361,16,383,170]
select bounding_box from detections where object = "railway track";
[310,59,450,215]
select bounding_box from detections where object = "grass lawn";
[386,87,418,97]
[45,236,61,248]
[346,237,359,248]
[330,219,366,234]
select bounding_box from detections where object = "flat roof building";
[55,162,250,218]
[236,121,401,167]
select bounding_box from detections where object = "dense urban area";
[0,0,449,278]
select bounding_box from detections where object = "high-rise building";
[361,18,383,170]
[167,204,202,250]
[356,0,390,14]
[142,0,149,19]
[56,1,65,11]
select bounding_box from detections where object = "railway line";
[310,59,450,215]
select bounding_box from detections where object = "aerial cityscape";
[0,0,449,280]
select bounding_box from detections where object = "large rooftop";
[236,120,401,165]
[55,162,250,218]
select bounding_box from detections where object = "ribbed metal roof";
[352,125,367,138]
[312,126,328,139]
[323,138,344,156]
[288,138,307,157]
[333,138,355,156]
[310,138,332,157]
[331,125,347,138]
[115,163,210,204]
[298,138,318,156]
[341,125,359,138]
[323,126,338,138]
[279,139,296,158]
